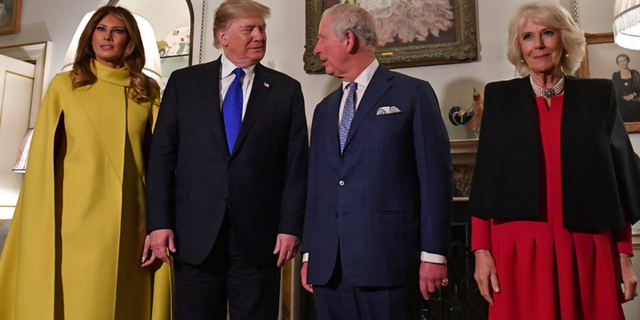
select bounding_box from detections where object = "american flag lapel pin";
[264,82,270,88]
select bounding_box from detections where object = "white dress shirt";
[220,54,256,120]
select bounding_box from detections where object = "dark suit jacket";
[146,58,308,266]
[468,76,640,229]
[302,65,454,287]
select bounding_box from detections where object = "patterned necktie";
[339,82,357,153]
[223,68,245,153]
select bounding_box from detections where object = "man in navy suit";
[144,0,308,319]
[300,4,453,319]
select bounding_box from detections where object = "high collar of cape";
[91,60,131,87]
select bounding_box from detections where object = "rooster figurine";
[448,88,484,138]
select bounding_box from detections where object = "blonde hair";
[507,1,585,76]
[213,0,270,49]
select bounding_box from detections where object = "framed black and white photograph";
[303,0,478,73]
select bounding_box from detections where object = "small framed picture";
[0,0,21,36]
[578,32,640,133]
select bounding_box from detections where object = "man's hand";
[419,261,448,300]
[474,249,500,306]
[301,261,313,293]
[148,229,176,265]
[273,233,301,267]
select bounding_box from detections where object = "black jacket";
[468,76,640,230]
[145,58,309,265]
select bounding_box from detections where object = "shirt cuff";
[421,252,447,264]
[305,252,445,264]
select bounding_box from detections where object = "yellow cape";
[0,62,172,320]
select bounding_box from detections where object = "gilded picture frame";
[0,0,21,36]
[303,0,478,73]
[578,32,640,133]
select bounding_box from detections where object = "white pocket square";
[376,106,401,115]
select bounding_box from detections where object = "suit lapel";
[325,88,343,155]
[232,63,271,157]
[560,76,579,143]
[202,59,229,158]
[518,75,536,113]
[561,76,577,120]
[343,65,392,152]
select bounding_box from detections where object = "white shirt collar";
[342,59,379,91]
[221,53,257,79]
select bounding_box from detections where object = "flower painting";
[305,0,477,72]
[358,0,455,46]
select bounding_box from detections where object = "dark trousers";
[313,257,422,320]
[174,216,281,320]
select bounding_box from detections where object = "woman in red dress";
[468,2,640,319]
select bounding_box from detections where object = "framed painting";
[578,32,640,133]
[0,0,21,35]
[304,0,478,73]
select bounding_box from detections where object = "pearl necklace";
[530,76,565,98]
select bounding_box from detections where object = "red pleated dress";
[472,95,632,320]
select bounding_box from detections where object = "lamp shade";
[61,11,163,86]
[614,0,640,50]
[12,128,33,173]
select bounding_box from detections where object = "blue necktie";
[223,68,245,153]
[339,82,357,153]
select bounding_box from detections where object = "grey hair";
[322,3,378,51]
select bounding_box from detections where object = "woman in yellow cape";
[0,6,172,320]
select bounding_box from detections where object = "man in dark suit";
[144,0,308,319]
[300,4,453,319]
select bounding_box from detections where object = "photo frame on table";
[303,0,478,73]
[0,0,21,36]
[578,32,640,133]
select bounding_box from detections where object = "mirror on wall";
[108,0,194,85]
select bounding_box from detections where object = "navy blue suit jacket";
[145,58,308,266]
[302,65,453,287]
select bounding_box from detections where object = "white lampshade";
[12,128,33,173]
[61,11,163,86]
[614,0,640,50]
